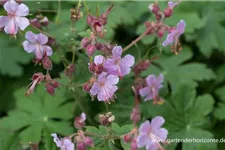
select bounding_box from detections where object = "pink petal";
[4,19,18,35]
[150,116,165,129]
[119,62,131,76]
[176,20,186,35]
[121,54,135,67]
[81,113,86,121]
[98,85,117,101]
[139,87,150,97]
[90,82,100,96]
[15,17,29,30]
[44,46,53,56]
[145,92,154,101]
[106,75,119,85]
[4,0,18,12]
[137,134,149,148]
[94,55,105,65]
[146,75,157,86]
[162,32,175,47]
[25,31,37,42]
[112,46,122,58]
[139,120,151,133]
[16,3,29,17]
[168,1,176,8]
[34,46,44,59]
[0,16,9,28]
[156,74,164,85]
[23,41,35,53]
[37,33,48,44]
[98,72,107,82]
[63,139,74,150]
[51,133,62,148]
[154,128,168,140]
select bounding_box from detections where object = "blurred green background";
[1,1,225,150]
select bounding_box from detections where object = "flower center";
[8,11,16,17]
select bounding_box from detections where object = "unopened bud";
[130,107,140,124]
[86,15,94,26]
[163,8,173,18]
[131,139,138,150]
[42,56,52,70]
[30,19,42,29]
[123,134,133,143]
[64,64,75,78]
[45,83,55,96]
[52,80,59,88]
[40,16,49,27]
[84,137,94,147]
[83,82,92,92]
[149,3,160,14]
[155,13,162,21]
[47,37,56,47]
[157,27,165,39]
[74,114,86,129]
[81,38,91,48]
[76,142,86,150]
[86,44,96,57]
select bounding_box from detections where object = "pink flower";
[0,0,29,35]
[137,116,168,150]
[162,20,186,47]
[104,46,135,77]
[139,74,164,101]
[51,133,74,150]
[90,72,119,101]
[23,31,53,59]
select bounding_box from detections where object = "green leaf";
[142,47,216,89]
[0,34,32,76]
[0,85,74,143]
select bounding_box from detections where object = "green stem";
[55,0,61,24]
[82,0,90,14]
[30,24,55,38]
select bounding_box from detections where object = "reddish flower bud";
[157,28,165,39]
[30,19,42,29]
[145,21,154,35]
[163,8,173,18]
[40,16,49,27]
[52,80,59,88]
[99,112,115,126]
[133,60,151,75]
[42,56,52,70]
[86,15,94,26]
[45,83,55,96]
[86,44,96,56]
[83,82,92,92]
[81,38,91,48]
[47,37,56,47]
[74,113,86,129]
[123,134,133,143]
[84,137,94,147]
[155,13,162,21]
[76,142,86,150]
[149,3,160,14]
[130,107,140,124]
[131,139,138,150]
[64,64,75,78]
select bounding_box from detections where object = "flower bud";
[84,137,94,147]
[64,64,75,78]
[52,80,59,88]
[86,15,94,26]
[86,44,96,57]
[74,113,86,129]
[30,19,42,29]
[76,142,86,150]
[83,82,92,92]
[149,3,160,14]
[81,38,91,48]
[133,60,151,75]
[130,107,140,124]
[163,8,173,18]
[131,139,138,150]
[155,13,162,21]
[47,37,56,47]
[45,83,55,96]
[157,28,165,39]
[42,56,52,71]
[123,134,133,143]
[40,17,49,27]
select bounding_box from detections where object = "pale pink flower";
[104,46,135,77]
[23,31,53,59]
[90,72,119,101]
[137,116,168,150]
[0,0,29,35]
[51,133,74,150]
[162,20,186,47]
